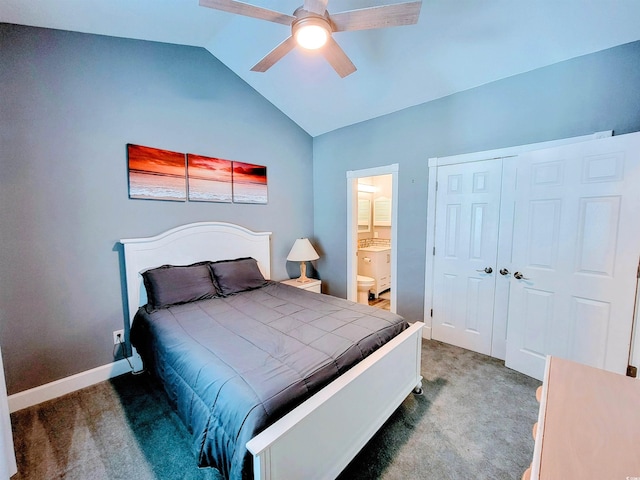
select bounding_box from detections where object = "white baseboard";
[8,358,135,413]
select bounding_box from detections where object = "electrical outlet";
[113,329,125,345]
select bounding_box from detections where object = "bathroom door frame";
[346,164,399,313]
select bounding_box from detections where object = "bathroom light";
[287,238,320,283]
[358,184,377,193]
[293,16,329,50]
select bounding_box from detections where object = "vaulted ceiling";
[3,0,640,136]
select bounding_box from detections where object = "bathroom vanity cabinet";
[358,247,391,297]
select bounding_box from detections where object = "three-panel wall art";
[127,144,267,204]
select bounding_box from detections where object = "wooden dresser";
[523,356,640,480]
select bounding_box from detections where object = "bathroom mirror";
[358,197,371,232]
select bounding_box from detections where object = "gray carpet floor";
[10,339,541,479]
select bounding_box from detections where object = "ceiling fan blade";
[321,37,356,78]
[251,36,297,72]
[199,0,295,26]
[303,0,329,15]
[330,1,422,32]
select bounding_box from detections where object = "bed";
[120,222,424,480]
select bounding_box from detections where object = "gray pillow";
[142,262,218,312]
[209,257,267,295]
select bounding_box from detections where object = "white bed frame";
[120,222,424,480]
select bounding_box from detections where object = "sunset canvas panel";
[128,144,186,201]
[187,154,233,203]
[232,162,268,204]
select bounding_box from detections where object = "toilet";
[357,275,375,305]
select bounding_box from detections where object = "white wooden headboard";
[120,222,272,328]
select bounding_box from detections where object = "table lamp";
[287,238,319,283]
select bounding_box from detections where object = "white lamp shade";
[287,238,319,262]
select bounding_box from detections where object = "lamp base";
[296,261,312,283]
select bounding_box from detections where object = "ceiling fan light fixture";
[199,0,423,76]
[293,16,330,50]
[296,24,328,49]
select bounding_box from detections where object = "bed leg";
[130,347,145,374]
[412,380,423,395]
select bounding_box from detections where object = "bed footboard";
[246,321,424,480]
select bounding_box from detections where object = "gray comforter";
[131,281,407,480]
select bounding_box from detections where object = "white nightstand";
[281,278,322,294]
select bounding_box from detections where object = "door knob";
[476,267,493,274]
[514,271,530,280]
[499,268,510,276]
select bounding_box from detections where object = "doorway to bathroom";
[346,164,398,313]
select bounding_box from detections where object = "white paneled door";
[431,159,503,355]
[505,134,640,380]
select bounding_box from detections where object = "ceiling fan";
[199,0,422,77]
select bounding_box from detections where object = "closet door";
[431,159,502,355]
[505,133,640,380]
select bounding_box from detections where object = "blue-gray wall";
[0,24,313,394]
[313,41,640,323]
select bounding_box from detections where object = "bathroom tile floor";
[368,290,390,310]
